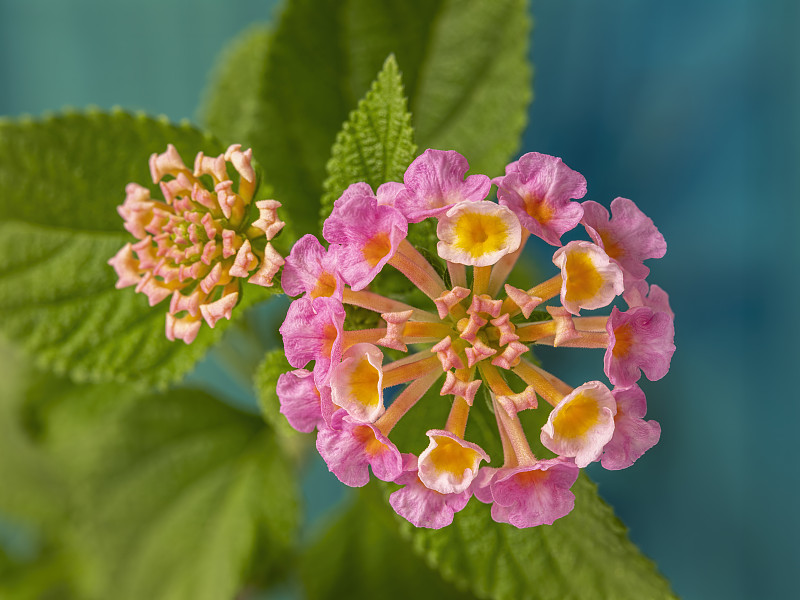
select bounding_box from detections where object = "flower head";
[108,144,285,343]
[276,149,674,529]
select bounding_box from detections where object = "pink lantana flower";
[276,369,327,433]
[494,152,586,246]
[436,201,522,267]
[541,381,617,468]
[390,454,472,529]
[582,197,666,284]
[330,343,386,423]
[322,184,408,290]
[316,410,403,487]
[279,295,345,385]
[605,305,675,387]
[601,385,661,470]
[552,241,624,315]
[474,459,579,528]
[282,234,343,300]
[394,149,491,223]
[624,279,674,318]
[418,429,491,494]
[275,148,674,529]
[108,144,285,343]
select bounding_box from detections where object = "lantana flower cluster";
[108,144,285,343]
[277,149,674,529]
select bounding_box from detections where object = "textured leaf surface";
[250,0,531,235]
[302,486,480,600]
[400,474,676,600]
[200,24,272,146]
[38,383,299,600]
[0,111,277,386]
[320,55,416,219]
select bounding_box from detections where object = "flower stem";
[376,370,441,436]
[502,273,562,316]
[514,358,573,403]
[387,240,446,300]
[447,261,467,288]
[536,330,609,348]
[445,396,471,438]
[513,360,567,407]
[343,288,439,322]
[472,265,492,296]
[515,320,556,342]
[488,230,530,296]
[572,315,609,331]
[382,354,441,388]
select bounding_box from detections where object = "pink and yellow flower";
[277,149,673,529]
[108,144,285,343]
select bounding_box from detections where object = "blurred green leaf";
[0,110,278,387]
[254,347,298,439]
[200,24,272,147]
[302,485,480,600]
[400,474,677,600]
[0,541,81,600]
[36,384,300,600]
[0,341,67,525]
[320,54,417,220]
[248,0,532,235]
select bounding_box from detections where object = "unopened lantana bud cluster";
[277,149,675,529]
[109,144,285,343]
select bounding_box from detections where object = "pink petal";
[390,454,471,528]
[605,306,675,387]
[601,385,661,470]
[581,197,666,283]
[394,149,490,222]
[489,459,579,527]
[276,369,325,433]
[316,411,403,487]
[322,186,408,290]
[495,152,585,245]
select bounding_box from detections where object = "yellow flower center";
[311,271,338,298]
[352,425,386,456]
[362,232,393,267]
[564,250,603,304]
[453,212,510,259]
[523,194,554,224]
[612,322,634,359]
[347,357,381,409]
[552,392,601,439]
[428,435,479,477]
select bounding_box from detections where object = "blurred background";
[1,0,797,598]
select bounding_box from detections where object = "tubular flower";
[276,149,674,529]
[108,144,285,343]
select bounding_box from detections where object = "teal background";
[2,0,798,598]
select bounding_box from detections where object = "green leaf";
[38,383,300,600]
[400,475,677,600]
[0,341,67,525]
[320,55,417,220]
[0,540,82,600]
[250,0,532,235]
[254,347,298,438]
[410,0,532,176]
[302,486,480,600]
[200,24,272,146]
[0,110,278,387]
